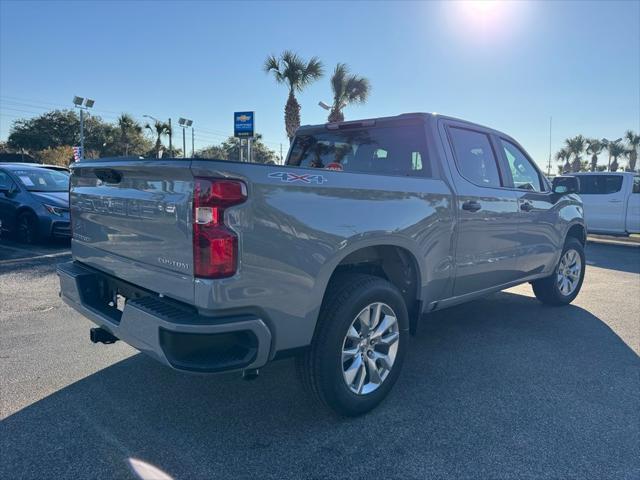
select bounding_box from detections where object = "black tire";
[532,237,585,306]
[296,273,409,416]
[15,211,39,244]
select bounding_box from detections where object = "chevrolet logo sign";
[236,114,251,122]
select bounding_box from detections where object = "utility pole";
[280,143,283,164]
[79,109,84,159]
[73,96,94,160]
[182,127,186,158]
[168,118,173,153]
[192,128,195,157]
[547,116,552,176]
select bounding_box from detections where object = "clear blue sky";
[1,0,638,169]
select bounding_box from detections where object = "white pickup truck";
[571,172,640,236]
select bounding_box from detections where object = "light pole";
[73,96,95,160]
[178,118,193,158]
[143,114,173,154]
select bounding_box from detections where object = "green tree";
[624,130,639,171]
[264,50,323,142]
[7,109,116,157]
[194,144,228,160]
[556,147,571,173]
[145,120,172,158]
[607,141,626,172]
[196,134,277,164]
[327,63,370,123]
[114,114,150,156]
[585,138,604,172]
[564,135,586,172]
[8,110,80,150]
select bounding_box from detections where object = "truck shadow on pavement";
[2,292,638,479]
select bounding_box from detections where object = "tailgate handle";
[94,168,122,184]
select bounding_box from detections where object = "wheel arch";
[566,222,586,246]
[313,241,424,337]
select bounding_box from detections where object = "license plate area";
[108,293,127,313]
[78,266,152,325]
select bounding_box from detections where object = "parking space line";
[0,251,71,266]
[0,243,63,257]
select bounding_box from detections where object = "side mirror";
[0,186,10,196]
[552,176,580,195]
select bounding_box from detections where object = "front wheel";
[16,212,39,244]
[532,237,585,305]
[296,274,409,416]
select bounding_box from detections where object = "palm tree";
[607,141,625,172]
[564,135,586,172]
[327,63,371,123]
[625,130,639,171]
[585,138,604,172]
[556,147,571,173]
[117,114,142,156]
[145,120,171,158]
[264,50,323,142]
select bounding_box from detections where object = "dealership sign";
[234,111,254,138]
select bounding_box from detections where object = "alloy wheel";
[557,248,581,296]
[341,302,400,395]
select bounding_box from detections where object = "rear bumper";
[57,261,272,373]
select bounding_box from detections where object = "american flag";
[72,146,82,161]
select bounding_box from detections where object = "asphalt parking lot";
[1,239,639,479]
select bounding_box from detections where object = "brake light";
[193,178,247,278]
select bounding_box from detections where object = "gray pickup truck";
[58,113,586,416]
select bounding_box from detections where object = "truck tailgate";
[70,160,195,302]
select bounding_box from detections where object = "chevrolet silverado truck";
[57,113,586,416]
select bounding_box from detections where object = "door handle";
[461,200,481,212]
[520,202,533,212]
[608,199,622,203]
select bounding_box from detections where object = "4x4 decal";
[268,172,327,185]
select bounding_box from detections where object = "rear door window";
[578,175,624,194]
[448,127,502,188]
[287,124,430,177]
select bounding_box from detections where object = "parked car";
[571,172,640,236]
[5,162,70,173]
[0,164,71,243]
[57,113,585,416]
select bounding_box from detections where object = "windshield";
[13,168,70,192]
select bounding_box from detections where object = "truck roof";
[297,112,509,138]
[571,171,638,176]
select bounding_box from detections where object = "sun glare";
[447,0,527,42]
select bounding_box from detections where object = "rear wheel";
[16,212,39,244]
[532,237,585,305]
[297,274,409,416]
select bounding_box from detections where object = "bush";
[37,146,74,166]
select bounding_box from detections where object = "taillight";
[193,178,247,278]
